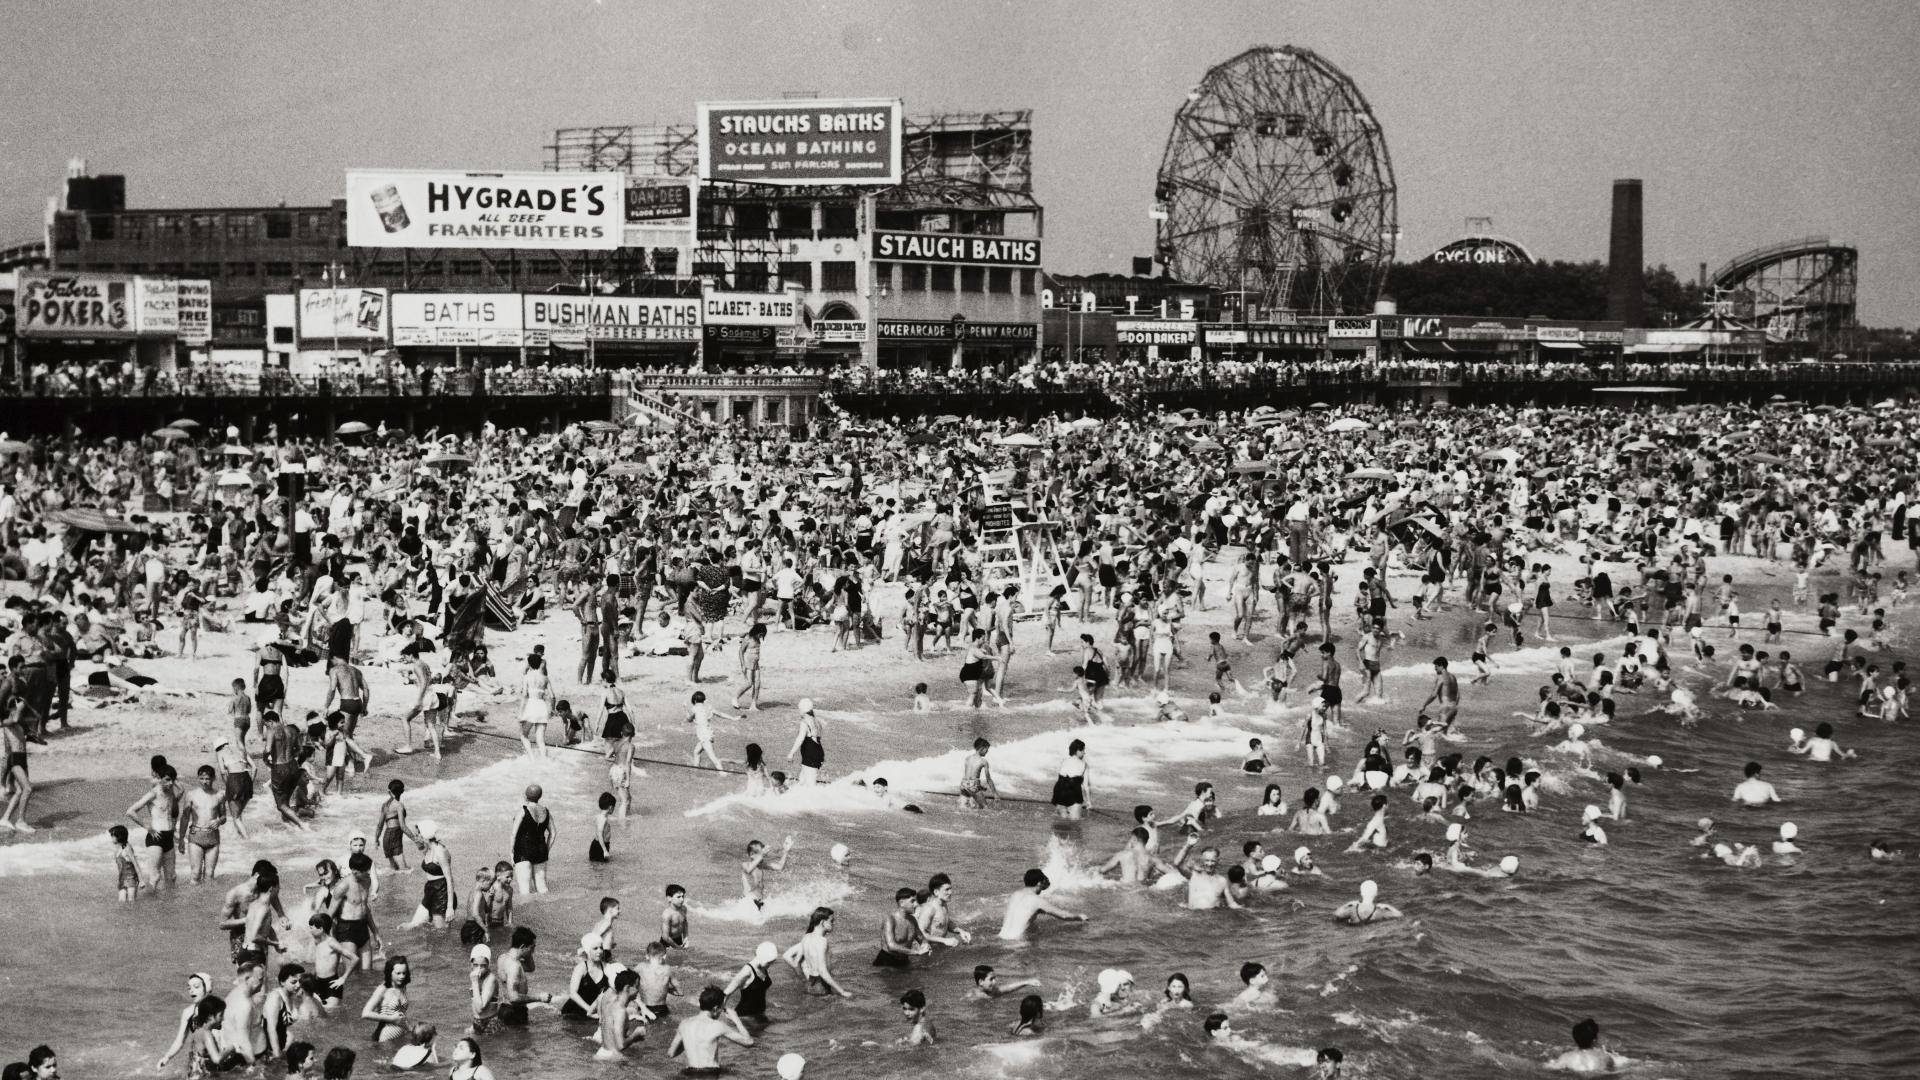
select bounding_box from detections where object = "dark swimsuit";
[734,964,772,1018]
[799,735,825,771]
[513,805,551,866]
[559,969,608,1018]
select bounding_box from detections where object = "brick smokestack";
[1606,179,1645,328]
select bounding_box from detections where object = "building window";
[773,205,813,239]
[1019,269,1036,295]
[299,212,329,237]
[119,216,145,242]
[226,262,257,278]
[188,262,218,279]
[226,215,257,240]
[451,260,483,277]
[271,327,294,345]
[693,261,728,286]
[876,209,916,231]
[930,265,955,291]
[87,214,116,241]
[872,261,895,295]
[764,397,786,424]
[648,248,679,277]
[264,262,293,278]
[902,264,928,292]
[152,215,184,237]
[264,213,292,239]
[821,261,857,292]
[988,267,1012,294]
[779,261,813,290]
[821,203,857,237]
[190,215,217,238]
[732,202,771,234]
[960,267,985,293]
[735,262,771,292]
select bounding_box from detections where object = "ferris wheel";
[1154,46,1398,317]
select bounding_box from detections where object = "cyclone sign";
[698,99,903,185]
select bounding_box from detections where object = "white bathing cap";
[469,945,491,964]
[797,698,815,713]
[1646,755,1663,767]
[754,941,779,965]
[1261,855,1282,873]
[1359,879,1379,901]
[579,932,602,953]
[829,843,850,865]
[1780,822,1798,840]
[1499,855,1520,874]
[1325,775,1343,791]
[415,820,438,840]
[1446,823,1463,842]
[1294,846,1311,862]
[1582,804,1603,823]
[777,1053,807,1080]
[1568,723,1585,740]
[1790,728,1806,742]
[1097,968,1133,995]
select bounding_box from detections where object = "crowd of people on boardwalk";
[0,389,1913,1076]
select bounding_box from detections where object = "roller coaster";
[1709,236,1856,354]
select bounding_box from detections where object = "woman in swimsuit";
[960,629,993,709]
[447,1037,496,1080]
[723,941,779,1022]
[598,669,630,745]
[518,654,552,759]
[1051,739,1091,821]
[787,701,825,786]
[1079,634,1110,710]
[510,785,553,896]
[559,939,610,1020]
[156,972,216,1071]
[362,956,412,1043]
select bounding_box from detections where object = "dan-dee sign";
[345,170,624,250]
[702,291,800,327]
[298,288,390,342]
[873,231,1041,267]
[698,99,902,185]
[522,296,699,345]
[392,293,524,347]
[17,272,135,338]
[177,280,212,345]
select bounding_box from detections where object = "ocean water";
[3,582,1917,1080]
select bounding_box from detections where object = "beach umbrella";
[335,421,372,436]
[1769,393,1788,401]
[215,469,253,488]
[932,415,963,426]
[0,439,34,457]
[1326,417,1368,433]
[997,433,1043,449]
[1248,413,1288,427]
[150,449,175,465]
[51,508,146,533]
[1621,439,1658,452]
[1477,448,1514,461]
[422,451,472,468]
[1308,401,1332,410]
[1718,431,1753,443]
[1748,453,1788,465]
[1067,417,1103,430]
[1189,438,1224,453]
[217,444,254,458]
[1231,459,1271,474]
[151,427,188,441]
[1252,404,1278,414]
[1178,407,1200,417]
[581,420,620,433]
[1349,467,1395,481]
[168,418,202,429]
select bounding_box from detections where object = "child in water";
[110,824,142,900]
[588,793,616,863]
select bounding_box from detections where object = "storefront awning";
[1538,340,1585,350]
[1627,342,1705,354]
[1401,340,1455,354]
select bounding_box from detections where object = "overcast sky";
[3,0,1914,324]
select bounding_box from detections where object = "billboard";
[522,295,699,345]
[1327,317,1377,339]
[1116,320,1197,346]
[344,170,624,250]
[16,272,135,338]
[133,276,179,335]
[177,280,212,345]
[392,293,524,347]
[872,231,1041,267]
[702,290,800,327]
[698,99,903,185]
[298,288,391,342]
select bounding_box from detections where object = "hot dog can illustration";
[371,184,410,233]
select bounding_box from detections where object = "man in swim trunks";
[873,888,930,968]
[959,738,998,809]
[1419,657,1461,733]
[324,657,369,739]
[914,873,973,947]
[125,755,182,888]
[999,869,1088,940]
[667,985,754,1076]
